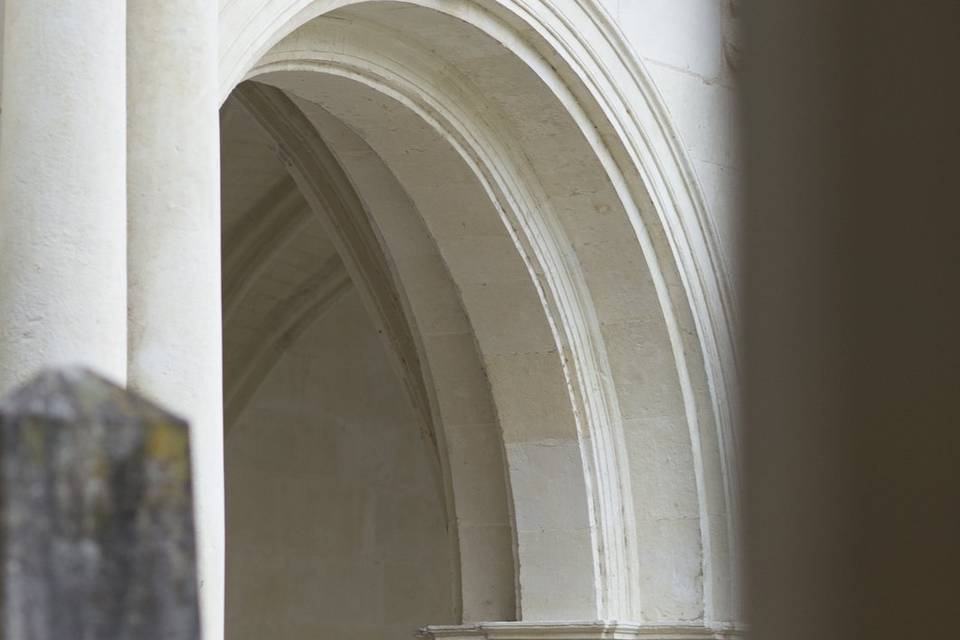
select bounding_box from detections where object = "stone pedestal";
[0,368,200,640]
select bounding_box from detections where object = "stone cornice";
[418,622,743,640]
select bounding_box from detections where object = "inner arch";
[222,1,737,637]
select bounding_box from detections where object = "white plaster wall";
[226,290,455,639]
[599,0,741,293]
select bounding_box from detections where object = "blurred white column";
[126,2,223,637]
[0,0,127,390]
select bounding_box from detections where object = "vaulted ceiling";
[220,95,349,427]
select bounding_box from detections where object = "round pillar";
[0,0,127,389]
[126,2,223,638]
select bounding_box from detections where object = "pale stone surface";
[419,621,741,639]
[599,0,743,281]
[251,7,729,618]
[0,0,126,389]
[0,0,746,637]
[126,3,224,637]
[226,292,455,640]
[260,67,602,620]
[258,69,596,617]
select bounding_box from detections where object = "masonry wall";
[225,290,455,639]
[601,0,742,293]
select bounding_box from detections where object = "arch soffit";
[251,22,644,623]
[247,62,617,619]
[219,0,739,623]
[284,97,519,623]
[219,1,740,480]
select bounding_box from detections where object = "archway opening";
[220,84,464,639]
[220,2,734,638]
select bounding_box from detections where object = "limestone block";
[419,620,741,639]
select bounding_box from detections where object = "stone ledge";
[417,622,743,640]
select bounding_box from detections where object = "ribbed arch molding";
[251,21,638,623]
[219,0,741,628]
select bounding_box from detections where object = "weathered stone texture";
[0,368,200,640]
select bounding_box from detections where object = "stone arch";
[219,0,740,629]
[227,80,515,622]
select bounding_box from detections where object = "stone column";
[0,0,127,390]
[126,2,223,638]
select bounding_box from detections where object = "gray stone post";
[0,368,200,640]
